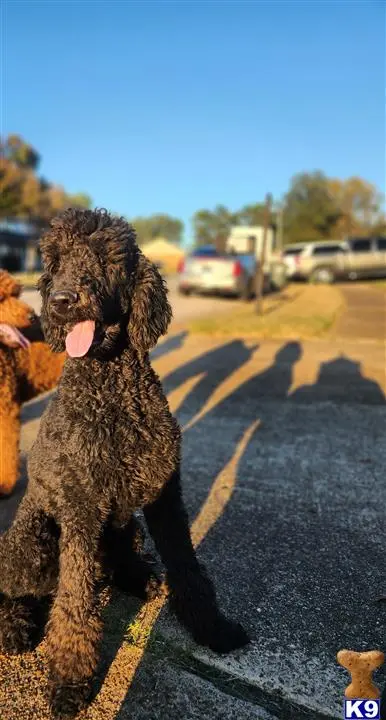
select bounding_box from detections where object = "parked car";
[283,237,386,283]
[177,245,287,299]
[282,243,307,278]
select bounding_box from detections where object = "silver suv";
[284,237,386,283]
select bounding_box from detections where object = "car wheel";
[310,267,335,284]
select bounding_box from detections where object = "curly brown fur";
[0,270,23,304]
[0,270,66,495]
[0,208,249,718]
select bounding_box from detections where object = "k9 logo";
[344,699,380,719]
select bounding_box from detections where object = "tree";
[130,213,184,245]
[69,192,92,210]
[0,156,24,218]
[369,216,386,235]
[328,177,384,238]
[192,202,282,251]
[1,134,40,171]
[283,171,342,244]
[0,134,91,226]
[234,202,276,228]
[192,205,236,251]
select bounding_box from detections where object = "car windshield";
[191,246,219,257]
[312,245,345,255]
[349,238,372,253]
[284,247,304,255]
[376,237,386,251]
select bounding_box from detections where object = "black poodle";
[0,208,249,718]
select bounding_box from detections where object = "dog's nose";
[50,290,79,310]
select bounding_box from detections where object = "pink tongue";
[65,320,95,358]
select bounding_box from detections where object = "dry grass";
[362,279,386,290]
[187,284,345,340]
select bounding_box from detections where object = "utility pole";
[255,193,272,315]
[277,203,284,252]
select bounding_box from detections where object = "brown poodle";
[0,269,65,496]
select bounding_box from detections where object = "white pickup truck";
[178,226,287,299]
[177,245,286,299]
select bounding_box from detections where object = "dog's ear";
[0,270,21,301]
[127,252,172,353]
[37,272,65,352]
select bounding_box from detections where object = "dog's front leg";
[46,511,103,718]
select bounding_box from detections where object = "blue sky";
[3,0,385,243]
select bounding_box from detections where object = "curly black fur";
[0,208,249,718]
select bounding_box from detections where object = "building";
[0,221,41,272]
[141,237,185,273]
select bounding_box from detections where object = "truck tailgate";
[184,257,238,286]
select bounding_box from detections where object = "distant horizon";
[4,0,385,246]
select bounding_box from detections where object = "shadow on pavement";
[150,330,188,361]
[162,339,259,426]
[290,356,386,405]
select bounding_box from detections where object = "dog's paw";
[197,616,250,654]
[113,555,164,602]
[49,681,91,718]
